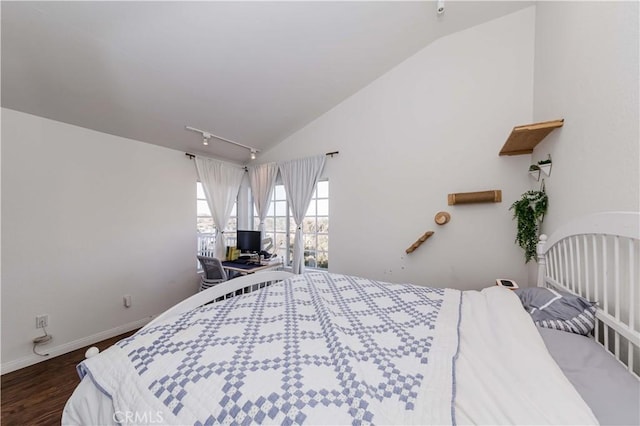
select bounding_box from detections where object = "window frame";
[302,180,329,269]
[255,179,329,271]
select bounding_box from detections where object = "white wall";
[532,1,639,233]
[1,108,199,373]
[259,7,536,290]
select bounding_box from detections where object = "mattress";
[539,327,640,426]
[69,326,640,426]
[62,274,598,425]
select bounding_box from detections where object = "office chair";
[262,237,274,256]
[197,256,228,292]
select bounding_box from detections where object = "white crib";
[536,211,640,377]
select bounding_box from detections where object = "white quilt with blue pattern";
[78,273,462,425]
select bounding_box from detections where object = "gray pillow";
[513,287,597,335]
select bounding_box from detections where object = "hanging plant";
[509,187,548,263]
[537,154,552,165]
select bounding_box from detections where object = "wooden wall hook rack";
[406,231,434,254]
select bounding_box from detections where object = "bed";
[62,212,639,425]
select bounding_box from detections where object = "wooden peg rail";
[406,231,434,254]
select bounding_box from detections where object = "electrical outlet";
[36,314,49,329]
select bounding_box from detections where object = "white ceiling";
[2,1,532,163]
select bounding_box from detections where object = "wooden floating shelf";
[448,190,502,205]
[499,119,564,156]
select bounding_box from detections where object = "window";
[255,180,329,269]
[197,183,237,256]
[303,180,329,268]
[255,185,289,261]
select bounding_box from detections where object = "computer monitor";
[236,230,262,253]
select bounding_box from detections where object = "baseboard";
[1,316,153,375]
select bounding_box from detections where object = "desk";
[218,260,284,297]
[222,260,283,276]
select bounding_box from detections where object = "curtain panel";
[247,162,279,236]
[278,155,326,274]
[194,157,245,259]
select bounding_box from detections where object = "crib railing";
[537,212,640,378]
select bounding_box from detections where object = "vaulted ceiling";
[2,1,532,163]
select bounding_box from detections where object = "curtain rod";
[185,151,339,160]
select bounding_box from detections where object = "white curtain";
[278,155,326,274]
[195,156,245,259]
[248,162,279,236]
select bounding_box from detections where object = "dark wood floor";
[1,330,136,426]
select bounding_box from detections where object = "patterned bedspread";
[78,273,462,425]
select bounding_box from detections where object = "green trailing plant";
[509,189,548,263]
[529,164,540,171]
[537,154,552,165]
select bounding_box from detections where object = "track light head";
[250,150,256,160]
[202,137,209,146]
